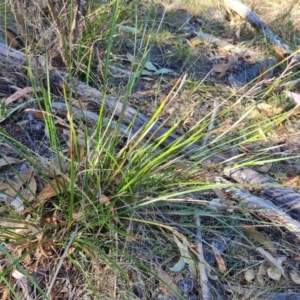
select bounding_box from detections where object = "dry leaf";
[258,261,268,276]
[273,45,287,61]
[99,192,110,206]
[282,176,300,187]
[212,188,227,199]
[10,196,24,212]
[12,168,37,203]
[126,52,135,63]
[155,264,181,296]
[245,269,256,282]
[118,25,140,35]
[131,90,155,98]
[261,58,272,81]
[0,179,25,212]
[0,28,21,49]
[142,60,175,76]
[267,266,282,281]
[22,175,37,202]
[256,247,286,278]
[0,182,22,202]
[1,286,10,300]
[287,91,300,105]
[212,241,226,273]
[169,234,197,276]
[19,167,33,183]
[209,198,224,211]
[212,62,233,79]
[212,63,228,73]
[5,87,34,105]
[257,261,268,285]
[290,271,300,284]
[256,163,272,173]
[0,219,28,238]
[28,175,37,196]
[209,198,237,212]
[37,177,66,202]
[31,110,45,119]
[242,226,276,254]
[0,182,10,191]
[12,269,31,299]
[36,160,56,177]
[0,157,20,167]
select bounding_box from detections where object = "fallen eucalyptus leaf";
[287,91,300,105]
[118,25,140,35]
[267,266,282,281]
[290,271,300,284]
[10,196,24,212]
[144,61,158,72]
[154,68,175,75]
[256,247,286,278]
[169,234,197,276]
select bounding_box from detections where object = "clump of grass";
[0,0,300,299]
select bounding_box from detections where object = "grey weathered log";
[224,167,300,212]
[0,42,31,67]
[0,40,226,163]
[223,283,300,300]
[218,177,300,241]
[224,0,290,52]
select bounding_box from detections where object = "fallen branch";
[224,167,300,213]
[0,41,225,163]
[195,216,212,300]
[224,0,290,52]
[223,283,300,300]
[215,177,300,241]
